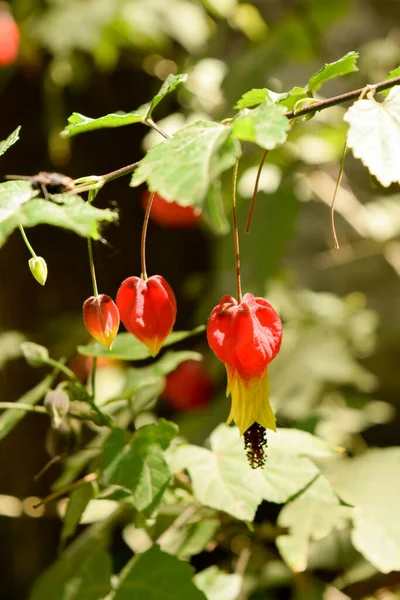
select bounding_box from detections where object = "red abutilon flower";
[207,293,282,467]
[141,190,201,229]
[0,8,19,67]
[116,275,177,356]
[83,294,120,349]
[163,359,214,411]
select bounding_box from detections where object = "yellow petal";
[226,366,276,435]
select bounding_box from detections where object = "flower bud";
[116,275,177,356]
[44,386,70,429]
[21,341,49,367]
[83,294,120,349]
[29,256,48,286]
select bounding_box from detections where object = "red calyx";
[207,293,282,381]
[163,359,214,411]
[141,190,201,229]
[116,275,177,356]
[83,294,120,349]
[0,10,19,67]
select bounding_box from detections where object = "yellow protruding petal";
[226,366,276,435]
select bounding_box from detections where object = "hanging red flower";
[116,275,177,356]
[83,294,120,349]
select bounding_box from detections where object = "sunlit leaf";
[0,126,20,158]
[147,73,188,118]
[169,424,335,521]
[232,100,290,150]
[344,86,400,187]
[277,476,352,572]
[61,106,148,138]
[307,51,359,94]
[113,545,206,599]
[78,325,205,360]
[194,566,242,600]
[327,448,400,573]
[130,121,240,207]
[235,88,269,109]
[160,513,220,559]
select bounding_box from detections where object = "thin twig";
[284,75,400,120]
[330,144,348,249]
[245,149,268,234]
[146,117,171,139]
[33,472,98,509]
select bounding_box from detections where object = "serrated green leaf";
[130,121,238,208]
[327,448,400,573]
[113,545,206,600]
[194,566,242,600]
[203,180,230,235]
[61,106,148,138]
[386,66,400,80]
[147,73,188,118]
[0,185,117,248]
[344,86,400,187]
[276,476,352,572]
[78,325,205,360]
[100,420,178,516]
[61,482,94,544]
[235,88,269,110]
[307,51,359,94]
[0,126,21,158]
[169,425,334,521]
[267,86,308,110]
[232,100,290,150]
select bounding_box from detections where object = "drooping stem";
[146,117,170,139]
[87,190,99,297]
[141,191,155,280]
[19,225,37,258]
[330,144,348,250]
[245,149,269,234]
[231,159,242,303]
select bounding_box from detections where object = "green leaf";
[327,448,400,573]
[0,371,58,442]
[232,100,290,150]
[61,106,149,137]
[169,425,334,521]
[100,419,178,516]
[0,186,117,248]
[130,121,239,208]
[202,180,230,235]
[147,73,188,118]
[78,325,205,360]
[160,513,220,559]
[344,86,400,187]
[0,126,21,158]
[235,88,269,110]
[386,66,400,80]
[307,51,359,94]
[113,545,206,600]
[194,566,242,600]
[276,475,352,572]
[61,482,94,544]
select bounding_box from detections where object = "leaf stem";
[245,149,268,234]
[0,402,48,414]
[141,191,155,280]
[146,117,171,139]
[284,74,400,120]
[232,159,242,303]
[330,144,348,249]
[87,190,99,297]
[19,225,37,258]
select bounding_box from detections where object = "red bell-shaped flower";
[0,9,19,67]
[83,294,120,350]
[207,293,282,435]
[116,275,177,356]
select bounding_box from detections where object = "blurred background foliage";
[1,0,400,598]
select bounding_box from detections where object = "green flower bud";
[21,341,49,367]
[29,256,48,286]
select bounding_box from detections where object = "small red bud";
[141,190,201,229]
[116,275,177,356]
[163,359,214,411]
[0,9,19,67]
[83,294,120,349]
